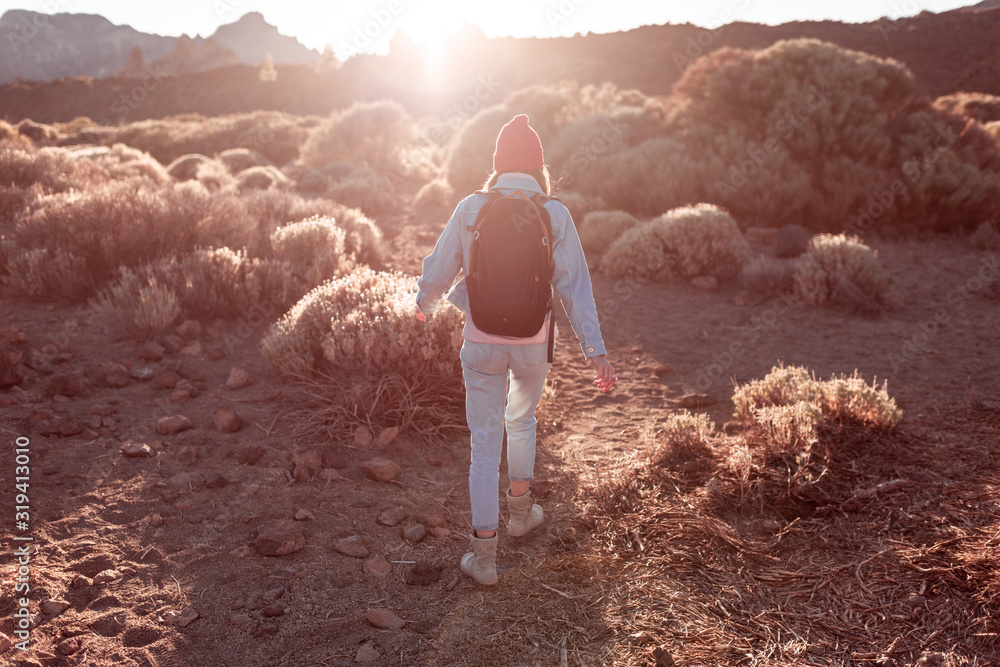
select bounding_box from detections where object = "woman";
[416,114,616,586]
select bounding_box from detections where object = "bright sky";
[0,0,976,59]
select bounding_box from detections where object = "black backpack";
[466,189,557,362]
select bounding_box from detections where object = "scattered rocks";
[239,445,265,466]
[71,575,91,589]
[177,362,205,382]
[154,371,182,390]
[36,416,84,437]
[374,426,399,448]
[28,408,54,427]
[156,415,194,435]
[254,520,306,557]
[355,643,380,663]
[362,458,401,483]
[402,524,427,543]
[431,527,451,538]
[121,442,153,458]
[176,320,202,339]
[42,599,71,615]
[90,361,130,388]
[180,341,202,356]
[353,426,374,448]
[213,406,243,434]
[404,561,440,586]
[363,558,392,579]
[140,341,166,361]
[163,608,199,627]
[377,507,407,527]
[204,342,227,361]
[159,333,183,354]
[416,513,448,529]
[679,394,718,409]
[254,622,279,638]
[294,509,316,521]
[229,613,253,626]
[0,348,24,389]
[229,546,253,558]
[129,367,154,381]
[225,368,252,390]
[333,536,370,559]
[56,637,82,655]
[46,371,90,397]
[174,446,199,466]
[691,275,719,292]
[365,608,406,630]
[92,569,120,585]
[205,474,228,489]
[149,514,164,527]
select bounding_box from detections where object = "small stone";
[42,599,71,615]
[404,561,440,586]
[157,415,194,435]
[292,465,313,483]
[362,458,401,483]
[205,474,228,489]
[262,605,285,617]
[914,653,945,667]
[294,509,316,521]
[653,364,673,376]
[430,527,451,538]
[170,389,192,403]
[318,468,347,481]
[679,394,718,409]
[353,426,374,447]
[28,408,54,427]
[226,368,252,390]
[377,506,407,527]
[56,637,81,655]
[229,613,253,626]
[92,569,120,585]
[255,519,306,557]
[417,512,448,528]
[121,442,153,458]
[130,366,155,381]
[180,341,202,356]
[365,608,406,630]
[652,647,676,667]
[213,406,243,433]
[691,275,719,292]
[363,558,392,579]
[140,341,166,361]
[355,643,380,663]
[254,622,279,637]
[87,414,103,430]
[71,575,91,588]
[373,426,399,448]
[91,361,130,388]
[290,447,323,470]
[215,513,234,523]
[177,362,205,382]
[174,446,199,466]
[46,371,90,397]
[403,524,427,543]
[164,607,199,627]
[53,394,71,404]
[333,536,369,559]
[154,371,181,390]
[426,453,453,467]
[239,445,265,465]
[176,320,202,339]
[229,546,253,558]
[186,513,207,524]
[204,342,227,361]
[150,513,164,527]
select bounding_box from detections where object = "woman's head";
[483,114,551,194]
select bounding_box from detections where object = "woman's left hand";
[591,355,617,393]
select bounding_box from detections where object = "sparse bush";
[16,119,59,143]
[934,92,1000,123]
[302,100,413,173]
[985,121,1000,143]
[90,270,181,339]
[270,217,350,285]
[648,412,716,470]
[327,167,397,217]
[67,144,169,184]
[555,191,608,222]
[0,121,17,141]
[2,247,90,300]
[970,221,1000,250]
[444,104,510,195]
[217,147,272,173]
[792,234,897,308]
[167,153,212,181]
[740,255,795,297]
[235,165,289,193]
[414,178,454,209]
[578,210,639,254]
[0,141,107,192]
[601,203,748,281]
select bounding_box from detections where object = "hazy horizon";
[0,0,977,60]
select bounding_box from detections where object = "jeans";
[461,340,551,532]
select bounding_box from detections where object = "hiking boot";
[460,533,498,586]
[506,488,543,538]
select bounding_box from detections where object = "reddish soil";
[1,218,998,666]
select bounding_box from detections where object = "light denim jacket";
[416,172,607,359]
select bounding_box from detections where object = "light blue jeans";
[461,340,551,532]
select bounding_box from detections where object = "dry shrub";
[740,255,795,297]
[326,167,397,217]
[934,92,1000,123]
[217,147,272,173]
[413,178,454,209]
[90,271,181,340]
[970,221,1000,250]
[2,247,90,300]
[792,233,897,309]
[260,268,465,439]
[578,210,639,254]
[301,100,413,173]
[270,217,350,286]
[601,203,748,281]
[985,121,1000,143]
[66,144,169,184]
[167,153,212,181]
[16,119,59,143]
[647,412,715,470]
[0,121,17,141]
[235,165,289,193]
[444,104,510,195]
[0,140,108,193]
[104,111,311,165]
[554,191,608,222]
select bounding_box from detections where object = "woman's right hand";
[591,355,617,393]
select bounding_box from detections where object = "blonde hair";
[482,166,552,195]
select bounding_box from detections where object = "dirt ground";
[1,218,998,666]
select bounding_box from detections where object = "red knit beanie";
[493,114,544,172]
